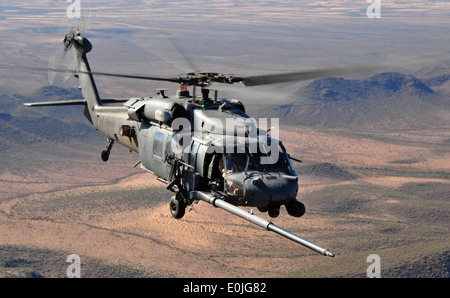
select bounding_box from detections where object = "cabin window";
[153,131,165,158]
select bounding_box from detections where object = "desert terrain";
[0,122,448,278]
[0,0,449,279]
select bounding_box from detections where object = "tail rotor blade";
[47,0,91,85]
[47,44,79,85]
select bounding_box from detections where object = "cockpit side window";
[225,152,247,173]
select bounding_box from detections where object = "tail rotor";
[47,0,91,86]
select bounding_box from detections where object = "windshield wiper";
[244,153,250,175]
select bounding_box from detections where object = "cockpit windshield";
[224,142,294,175]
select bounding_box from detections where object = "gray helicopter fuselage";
[94,93,298,209]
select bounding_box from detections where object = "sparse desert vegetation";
[0,0,449,279]
[0,120,448,278]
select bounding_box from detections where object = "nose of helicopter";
[225,172,299,208]
[247,173,299,206]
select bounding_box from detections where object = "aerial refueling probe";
[191,191,335,257]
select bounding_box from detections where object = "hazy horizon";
[0,0,449,97]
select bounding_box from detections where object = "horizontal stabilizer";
[23,98,129,107]
[23,99,86,107]
[101,98,130,104]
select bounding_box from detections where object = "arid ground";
[0,0,449,279]
[1,125,448,278]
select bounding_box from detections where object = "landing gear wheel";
[101,150,110,162]
[268,207,280,218]
[257,206,268,213]
[169,195,186,219]
[101,138,114,162]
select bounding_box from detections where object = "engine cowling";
[126,97,186,124]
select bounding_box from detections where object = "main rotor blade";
[0,64,182,84]
[240,65,385,87]
[239,51,450,87]
[76,69,182,83]
[205,82,290,103]
[125,34,199,74]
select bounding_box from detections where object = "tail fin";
[64,30,102,126]
[23,31,103,126]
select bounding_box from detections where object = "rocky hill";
[0,86,97,145]
[253,72,450,130]
[295,162,358,181]
[0,86,102,172]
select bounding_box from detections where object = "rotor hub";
[63,29,92,54]
[179,72,243,87]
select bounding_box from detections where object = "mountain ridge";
[252,72,450,130]
[1,71,450,154]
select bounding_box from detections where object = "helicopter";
[3,30,390,257]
